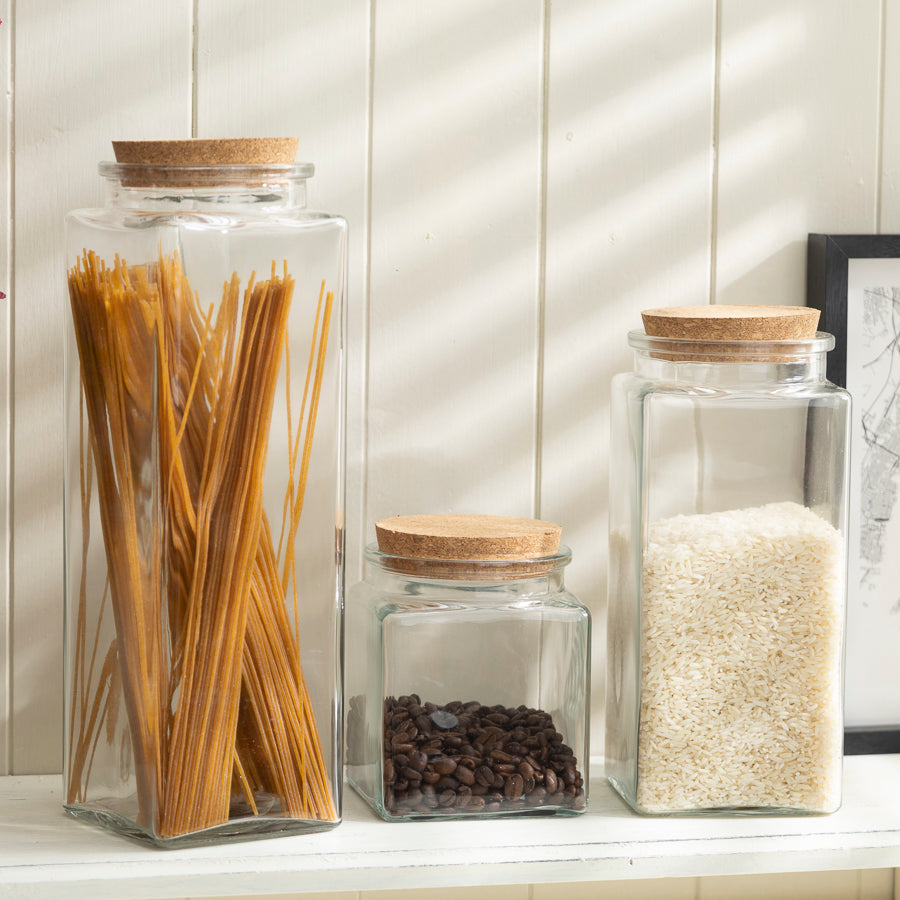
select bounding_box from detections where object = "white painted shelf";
[3,755,900,899]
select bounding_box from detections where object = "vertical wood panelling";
[365,0,544,533]
[714,0,880,306]
[880,0,900,230]
[541,0,718,753]
[12,0,192,773]
[0,0,11,775]
[193,0,371,583]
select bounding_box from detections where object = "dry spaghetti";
[66,249,336,837]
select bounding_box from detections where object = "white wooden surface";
[3,0,900,807]
[0,0,11,777]
[10,0,191,775]
[714,0,880,305]
[541,0,717,731]
[1,756,900,899]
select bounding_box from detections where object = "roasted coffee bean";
[467,795,486,812]
[470,782,488,796]
[422,768,440,785]
[432,756,457,775]
[408,751,428,773]
[517,761,534,779]
[544,769,558,793]
[503,773,524,800]
[475,765,494,786]
[435,775,460,792]
[455,765,475,786]
[438,790,456,807]
[384,759,395,784]
[415,714,433,733]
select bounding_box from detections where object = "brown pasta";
[66,249,336,837]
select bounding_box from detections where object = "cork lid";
[638,305,821,362]
[108,138,304,187]
[373,515,566,580]
[641,305,819,341]
[112,138,299,166]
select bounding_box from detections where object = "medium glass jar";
[346,515,591,821]
[63,139,346,846]
[606,306,850,816]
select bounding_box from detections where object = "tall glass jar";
[606,306,850,816]
[346,515,591,821]
[63,139,346,846]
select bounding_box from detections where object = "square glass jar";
[346,515,591,820]
[606,306,850,816]
[63,139,346,846]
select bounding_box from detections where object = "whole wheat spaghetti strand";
[281,289,334,597]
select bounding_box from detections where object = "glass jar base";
[607,777,839,818]
[371,803,586,823]
[64,804,341,849]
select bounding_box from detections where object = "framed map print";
[808,234,900,752]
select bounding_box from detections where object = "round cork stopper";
[112,137,299,166]
[641,305,819,341]
[374,515,565,580]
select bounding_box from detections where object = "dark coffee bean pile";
[382,695,585,817]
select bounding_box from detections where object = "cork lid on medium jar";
[373,514,568,580]
[640,305,820,341]
[637,305,825,362]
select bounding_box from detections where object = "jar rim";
[628,328,835,360]
[98,160,315,188]
[364,543,572,581]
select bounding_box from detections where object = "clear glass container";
[63,140,346,846]
[346,515,591,821]
[606,306,850,816]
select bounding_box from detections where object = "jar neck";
[362,545,571,595]
[629,330,834,386]
[99,162,312,213]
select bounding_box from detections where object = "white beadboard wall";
[1,0,895,788]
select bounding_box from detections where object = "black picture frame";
[807,234,900,755]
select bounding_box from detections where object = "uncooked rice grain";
[637,501,844,813]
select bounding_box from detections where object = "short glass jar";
[346,515,591,820]
[606,305,850,816]
[63,139,345,846]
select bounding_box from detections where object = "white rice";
[637,501,844,813]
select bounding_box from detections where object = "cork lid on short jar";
[374,514,566,579]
